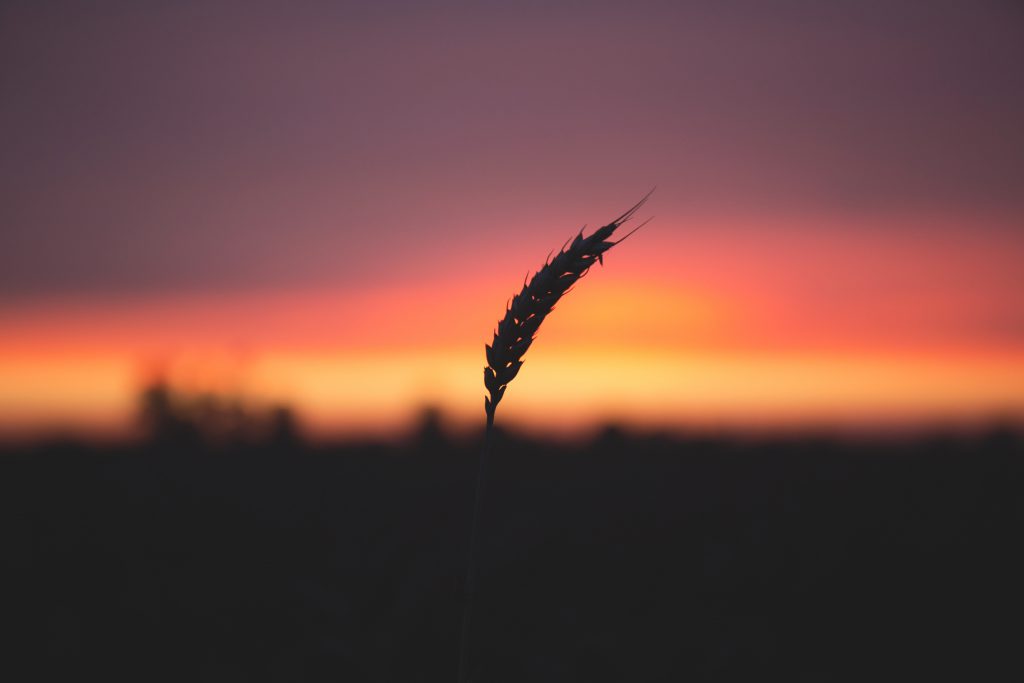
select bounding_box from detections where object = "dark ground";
[2,417,1022,682]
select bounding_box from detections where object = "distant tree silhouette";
[138,381,202,450]
[268,405,301,451]
[413,405,448,452]
[137,380,303,452]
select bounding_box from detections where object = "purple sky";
[2,0,1022,298]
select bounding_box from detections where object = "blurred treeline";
[1,383,1022,681]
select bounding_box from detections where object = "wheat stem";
[457,192,650,682]
[457,411,493,683]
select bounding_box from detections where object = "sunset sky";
[2,1,1023,439]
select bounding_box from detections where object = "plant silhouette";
[458,192,652,683]
[482,191,653,426]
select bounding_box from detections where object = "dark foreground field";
[2,423,1021,682]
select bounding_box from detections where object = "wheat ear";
[483,192,652,424]
[458,192,651,683]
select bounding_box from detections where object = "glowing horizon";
[3,212,1022,441]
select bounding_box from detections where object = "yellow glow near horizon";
[3,345,1023,439]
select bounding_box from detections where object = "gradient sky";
[2,1,1023,438]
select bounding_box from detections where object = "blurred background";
[2,1,1023,681]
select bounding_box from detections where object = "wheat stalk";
[457,192,651,683]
